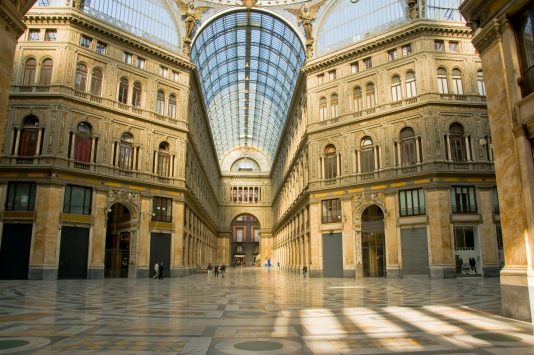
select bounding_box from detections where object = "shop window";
[6,182,36,211]
[152,196,172,222]
[322,198,341,223]
[399,188,425,216]
[450,186,477,213]
[63,185,92,215]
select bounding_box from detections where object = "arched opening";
[361,204,385,277]
[105,203,132,278]
[231,214,260,267]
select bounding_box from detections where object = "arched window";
[452,69,463,95]
[168,94,177,118]
[18,115,40,156]
[23,58,36,86]
[330,93,338,118]
[400,127,417,166]
[391,75,402,101]
[324,144,337,179]
[118,77,128,104]
[39,59,53,86]
[477,70,486,96]
[405,71,417,98]
[90,69,103,96]
[132,82,142,107]
[361,137,375,173]
[319,96,327,120]
[157,141,170,177]
[366,83,376,108]
[75,63,87,91]
[74,122,92,163]
[353,86,362,112]
[437,68,448,94]
[449,123,467,162]
[118,132,134,170]
[156,90,165,115]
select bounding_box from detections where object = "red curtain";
[18,129,38,156]
[75,134,91,162]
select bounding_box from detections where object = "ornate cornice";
[1,1,34,36]
[471,18,502,54]
[303,21,472,74]
[23,10,195,71]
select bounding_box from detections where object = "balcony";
[10,84,188,130]
[0,155,186,188]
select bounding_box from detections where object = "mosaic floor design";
[0,268,533,354]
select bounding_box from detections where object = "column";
[378,146,383,169]
[136,194,152,278]
[171,200,185,276]
[397,141,402,166]
[90,137,96,163]
[446,134,452,160]
[352,150,357,173]
[70,133,76,159]
[114,142,119,166]
[337,153,341,176]
[357,150,361,173]
[426,188,455,278]
[35,128,43,155]
[342,197,355,278]
[13,128,21,155]
[153,150,157,173]
[465,136,472,161]
[477,188,500,277]
[29,183,63,280]
[416,137,421,163]
[132,147,138,170]
[320,157,325,179]
[374,146,379,171]
[384,192,400,278]
[88,189,107,278]
[309,201,322,277]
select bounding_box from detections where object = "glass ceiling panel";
[191,10,305,164]
[81,0,180,51]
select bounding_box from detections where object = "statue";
[176,0,212,56]
[287,0,327,58]
[241,0,258,8]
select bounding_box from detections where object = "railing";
[308,160,494,190]
[0,155,186,187]
[10,84,188,130]
[310,93,487,131]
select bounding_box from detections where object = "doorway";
[0,224,32,279]
[105,203,131,278]
[149,232,171,278]
[322,232,343,277]
[361,205,386,277]
[58,226,89,279]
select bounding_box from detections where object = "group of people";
[207,263,226,277]
[153,261,165,279]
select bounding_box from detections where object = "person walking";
[303,265,308,278]
[158,261,165,279]
[214,264,219,277]
[153,262,159,279]
[220,264,225,278]
[207,263,213,277]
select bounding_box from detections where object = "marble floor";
[0,268,533,354]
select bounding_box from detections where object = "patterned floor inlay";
[0,268,533,354]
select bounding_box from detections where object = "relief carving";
[107,189,140,218]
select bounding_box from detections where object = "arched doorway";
[361,204,386,277]
[105,203,131,278]
[231,214,260,266]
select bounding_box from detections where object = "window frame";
[6,182,37,211]
[321,198,342,224]
[63,184,92,215]
[399,188,426,216]
[152,196,172,222]
[450,186,477,213]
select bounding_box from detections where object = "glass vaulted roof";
[191,10,305,163]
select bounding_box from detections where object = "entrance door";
[322,233,343,277]
[361,205,386,277]
[150,233,171,278]
[401,228,430,277]
[0,224,32,279]
[58,226,89,279]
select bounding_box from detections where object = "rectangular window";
[454,226,475,250]
[402,43,412,56]
[450,186,477,213]
[449,41,459,52]
[328,70,336,81]
[317,73,324,84]
[159,66,168,77]
[515,4,534,96]
[80,35,92,48]
[136,57,145,69]
[388,49,398,61]
[254,228,260,242]
[363,57,372,69]
[434,40,445,52]
[152,196,172,222]
[96,41,107,54]
[172,70,179,82]
[351,62,359,74]
[122,51,132,64]
[28,29,40,41]
[45,30,57,41]
[321,198,342,223]
[63,185,92,215]
[6,182,37,211]
[399,188,426,216]
[236,228,243,242]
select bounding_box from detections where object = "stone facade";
[0,2,501,292]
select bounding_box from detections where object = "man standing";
[158,262,165,279]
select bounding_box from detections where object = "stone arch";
[105,189,140,222]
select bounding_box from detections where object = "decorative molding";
[472,18,502,54]
[351,191,386,225]
[107,188,140,218]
